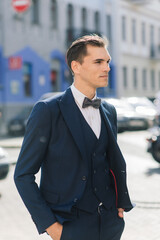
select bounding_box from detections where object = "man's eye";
[95,61,101,64]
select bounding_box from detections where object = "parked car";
[7,107,33,136]
[104,98,150,131]
[122,97,158,129]
[146,126,160,164]
[103,98,130,132]
[0,147,9,180]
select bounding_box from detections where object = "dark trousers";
[60,205,125,240]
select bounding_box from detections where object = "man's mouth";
[100,75,108,78]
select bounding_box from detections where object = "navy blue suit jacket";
[14,88,134,234]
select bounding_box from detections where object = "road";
[0,130,160,240]
[118,130,160,240]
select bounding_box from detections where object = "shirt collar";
[71,84,96,108]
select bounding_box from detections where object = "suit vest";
[75,109,116,213]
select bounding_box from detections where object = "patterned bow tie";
[82,97,101,109]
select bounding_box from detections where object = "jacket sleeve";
[14,101,57,234]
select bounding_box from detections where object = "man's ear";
[71,61,81,74]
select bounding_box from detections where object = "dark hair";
[66,34,108,72]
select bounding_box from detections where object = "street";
[0,130,160,240]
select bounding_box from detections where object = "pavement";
[0,132,160,240]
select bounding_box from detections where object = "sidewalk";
[1,132,160,240]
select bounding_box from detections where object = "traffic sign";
[12,0,31,13]
[9,57,22,70]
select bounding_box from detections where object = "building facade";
[117,0,160,98]
[0,0,160,134]
[0,0,115,134]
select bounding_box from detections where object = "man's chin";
[99,82,108,88]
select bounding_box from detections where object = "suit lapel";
[58,88,87,161]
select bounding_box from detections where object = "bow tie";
[82,97,101,109]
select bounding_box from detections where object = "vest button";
[93,170,97,174]
[82,176,86,181]
[106,186,109,190]
[74,198,78,203]
[104,152,106,156]
[94,187,97,192]
[93,152,96,157]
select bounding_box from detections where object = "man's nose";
[107,64,111,72]
[103,63,110,72]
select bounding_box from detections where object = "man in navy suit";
[14,35,134,240]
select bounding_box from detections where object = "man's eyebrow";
[93,58,111,62]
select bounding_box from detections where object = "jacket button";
[94,187,97,192]
[93,152,96,157]
[82,176,86,181]
[74,198,78,203]
[93,170,97,174]
[106,186,109,190]
[104,152,106,156]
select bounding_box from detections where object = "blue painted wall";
[1,47,50,104]
[50,49,72,91]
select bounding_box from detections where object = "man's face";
[74,45,111,90]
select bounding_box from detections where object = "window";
[142,69,147,89]
[158,28,160,44]
[32,0,39,24]
[133,68,137,88]
[106,15,111,41]
[150,25,155,57]
[122,16,126,41]
[67,4,74,29]
[132,19,136,44]
[158,28,160,53]
[159,71,160,89]
[151,70,155,90]
[150,25,154,45]
[23,63,32,97]
[50,0,58,29]
[82,8,87,30]
[122,67,127,88]
[95,11,100,32]
[141,22,146,45]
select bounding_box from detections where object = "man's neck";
[73,82,96,100]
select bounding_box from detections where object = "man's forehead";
[86,45,111,59]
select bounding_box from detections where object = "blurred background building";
[0,0,160,134]
[119,0,160,98]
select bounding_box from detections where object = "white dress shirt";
[71,84,101,139]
